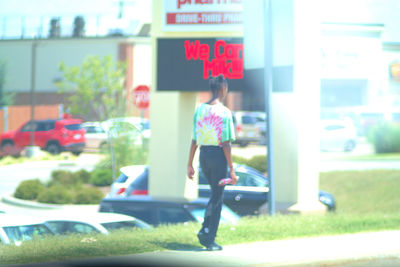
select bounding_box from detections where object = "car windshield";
[189,206,239,224]
[101,220,150,231]
[65,124,82,130]
[3,224,53,244]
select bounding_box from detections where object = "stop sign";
[132,85,150,110]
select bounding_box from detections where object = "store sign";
[157,38,262,92]
[390,62,400,81]
[163,0,243,32]
[184,40,244,79]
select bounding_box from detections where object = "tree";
[0,60,14,108]
[72,16,85,37]
[49,17,61,38]
[57,55,127,121]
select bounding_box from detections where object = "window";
[236,172,267,187]
[157,207,192,224]
[3,224,53,243]
[46,221,67,234]
[101,221,141,232]
[242,116,257,125]
[67,222,98,234]
[116,173,129,183]
[36,122,55,131]
[21,121,37,132]
[65,124,82,130]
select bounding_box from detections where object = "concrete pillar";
[245,0,326,213]
[272,0,325,213]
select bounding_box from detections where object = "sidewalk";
[4,230,400,267]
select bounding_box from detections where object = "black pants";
[199,145,227,243]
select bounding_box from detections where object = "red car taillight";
[130,189,148,195]
[116,188,126,195]
[236,124,242,133]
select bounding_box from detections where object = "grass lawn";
[2,169,400,264]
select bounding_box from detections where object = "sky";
[0,0,152,38]
[0,0,400,41]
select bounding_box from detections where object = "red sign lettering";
[184,40,243,79]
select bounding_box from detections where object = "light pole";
[263,0,276,215]
[26,41,40,158]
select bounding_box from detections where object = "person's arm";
[221,141,237,184]
[187,139,198,180]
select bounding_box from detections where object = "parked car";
[43,212,151,235]
[320,119,357,152]
[82,122,108,151]
[107,165,148,197]
[99,196,239,226]
[112,164,336,216]
[232,111,265,147]
[0,119,85,156]
[0,214,54,245]
[103,117,150,146]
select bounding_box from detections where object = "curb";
[1,193,63,210]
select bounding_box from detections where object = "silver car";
[0,214,54,246]
[43,212,151,235]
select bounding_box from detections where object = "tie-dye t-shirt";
[192,103,236,146]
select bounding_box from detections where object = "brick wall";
[0,105,60,134]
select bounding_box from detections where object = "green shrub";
[73,169,91,184]
[74,187,104,204]
[14,179,45,200]
[232,155,248,165]
[367,122,400,153]
[49,170,77,186]
[37,185,74,204]
[90,168,113,186]
[246,155,267,173]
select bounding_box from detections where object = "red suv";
[0,119,86,156]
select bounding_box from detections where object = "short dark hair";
[209,74,228,95]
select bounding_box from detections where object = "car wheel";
[72,151,82,156]
[1,141,21,157]
[46,143,61,155]
[344,140,356,152]
[239,141,248,147]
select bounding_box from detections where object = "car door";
[222,171,268,216]
[14,121,37,148]
[34,121,54,148]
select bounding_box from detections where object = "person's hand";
[229,168,237,185]
[187,165,195,180]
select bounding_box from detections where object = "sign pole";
[264,0,276,216]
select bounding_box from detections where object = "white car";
[43,212,151,235]
[320,119,357,152]
[108,165,148,197]
[82,122,108,151]
[103,117,150,145]
[0,214,54,245]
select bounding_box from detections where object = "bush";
[246,155,267,173]
[232,155,248,165]
[74,187,104,204]
[49,170,77,186]
[90,168,113,186]
[37,185,74,204]
[14,179,45,200]
[73,169,91,184]
[368,122,400,153]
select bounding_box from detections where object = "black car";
[99,196,239,226]
[121,164,336,216]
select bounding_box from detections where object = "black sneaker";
[197,231,211,247]
[206,242,223,251]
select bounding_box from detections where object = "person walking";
[187,74,238,251]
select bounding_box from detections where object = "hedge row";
[232,154,267,173]
[14,168,113,204]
